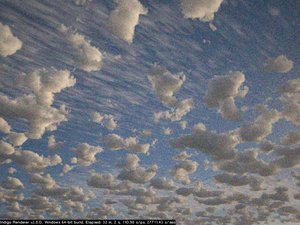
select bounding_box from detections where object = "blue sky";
[0,0,299,224]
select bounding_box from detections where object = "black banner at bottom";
[0,220,176,225]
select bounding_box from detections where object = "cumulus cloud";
[108,0,147,43]
[172,151,191,161]
[238,105,281,142]
[214,173,263,191]
[154,98,193,122]
[0,69,76,139]
[0,23,22,57]
[87,173,116,189]
[139,129,152,137]
[103,134,150,154]
[59,24,103,72]
[150,177,176,190]
[86,204,117,219]
[217,150,276,177]
[1,177,24,190]
[270,146,300,169]
[148,65,186,107]
[12,150,62,173]
[0,141,15,164]
[263,55,293,73]
[117,154,158,184]
[91,112,117,131]
[170,123,238,161]
[204,71,248,121]
[179,121,187,130]
[71,143,102,166]
[7,132,27,147]
[29,173,56,188]
[48,135,64,150]
[59,164,74,176]
[180,0,224,22]
[171,159,198,185]
[0,117,11,134]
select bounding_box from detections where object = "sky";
[0,0,299,224]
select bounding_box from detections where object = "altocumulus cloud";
[0,22,22,57]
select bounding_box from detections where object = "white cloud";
[117,154,158,184]
[204,71,248,121]
[172,151,191,161]
[12,150,62,172]
[150,177,176,190]
[29,173,56,188]
[0,69,76,139]
[48,135,64,150]
[0,141,15,164]
[59,164,73,176]
[86,204,117,219]
[1,177,24,190]
[149,65,186,107]
[238,105,281,142]
[163,128,172,135]
[87,173,116,189]
[139,129,152,137]
[103,134,150,154]
[0,117,11,134]
[214,173,263,191]
[217,150,276,177]
[91,112,117,131]
[171,159,198,185]
[59,24,103,72]
[0,23,22,57]
[180,0,224,22]
[263,55,293,73]
[108,0,147,43]
[7,132,27,147]
[71,143,102,166]
[170,123,238,161]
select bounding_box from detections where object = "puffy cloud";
[117,154,158,184]
[0,117,11,134]
[170,123,238,161]
[214,173,263,191]
[0,141,15,164]
[7,132,27,147]
[59,164,73,176]
[281,130,300,145]
[59,24,103,72]
[0,22,22,57]
[71,143,102,166]
[263,55,293,73]
[12,150,62,172]
[154,98,193,122]
[150,177,176,190]
[108,0,147,43]
[148,65,186,107]
[48,135,64,150]
[204,71,248,121]
[1,177,24,190]
[171,159,198,185]
[180,0,224,22]
[103,134,150,154]
[1,69,76,139]
[8,167,17,175]
[238,105,281,142]
[172,151,191,161]
[217,150,276,177]
[87,173,115,189]
[91,112,117,131]
[29,173,56,188]
[86,204,117,219]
